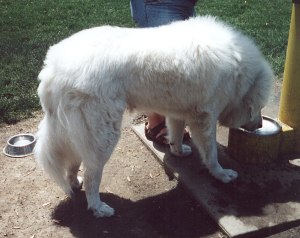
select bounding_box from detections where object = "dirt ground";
[0,112,225,238]
[0,112,299,238]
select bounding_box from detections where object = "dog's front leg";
[188,114,238,183]
[84,164,114,218]
[166,117,192,157]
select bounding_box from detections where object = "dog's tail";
[35,66,77,196]
[35,116,75,196]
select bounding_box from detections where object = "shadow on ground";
[161,142,300,237]
[52,185,219,238]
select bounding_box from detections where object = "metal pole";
[278,0,300,154]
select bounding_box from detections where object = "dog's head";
[219,101,263,131]
[219,61,273,131]
[240,104,263,131]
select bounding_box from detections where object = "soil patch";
[0,112,222,238]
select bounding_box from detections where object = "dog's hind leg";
[166,117,192,157]
[67,161,83,193]
[70,122,120,217]
[67,96,124,217]
[84,161,115,217]
[80,119,121,217]
[188,114,238,183]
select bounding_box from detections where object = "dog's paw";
[214,169,238,183]
[170,144,192,157]
[91,202,115,218]
[71,176,83,192]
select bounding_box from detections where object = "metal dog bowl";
[228,116,282,164]
[3,133,36,158]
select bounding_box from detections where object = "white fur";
[35,16,273,217]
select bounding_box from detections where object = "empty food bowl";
[3,133,36,158]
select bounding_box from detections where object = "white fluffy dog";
[35,16,273,217]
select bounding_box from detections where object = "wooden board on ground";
[132,124,300,237]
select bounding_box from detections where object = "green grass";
[0,0,292,124]
[196,0,291,78]
[0,0,132,124]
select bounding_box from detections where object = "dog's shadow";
[51,186,219,238]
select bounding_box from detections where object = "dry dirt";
[1,111,299,238]
[0,112,224,238]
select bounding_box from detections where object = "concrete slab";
[132,123,300,238]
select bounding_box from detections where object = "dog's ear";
[243,97,253,121]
